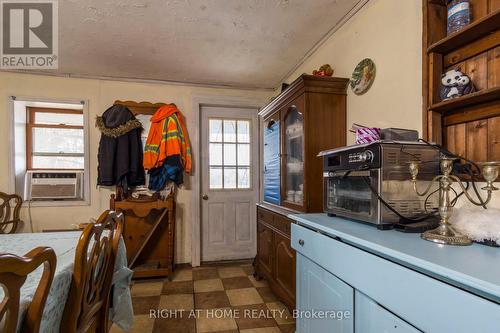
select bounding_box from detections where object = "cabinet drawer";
[257,207,274,224]
[291,223,500,333]
[272,214,292,235]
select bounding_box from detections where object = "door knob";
[202,194,209,200]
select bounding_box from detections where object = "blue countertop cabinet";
[290,214,500,333]
[297,253,354,332]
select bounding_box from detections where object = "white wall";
[0,71,272,263]
[283,0,423,144]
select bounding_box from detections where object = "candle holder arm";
[449,175,492,206]
[412,175,441,197]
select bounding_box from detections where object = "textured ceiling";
[52,0,360,88]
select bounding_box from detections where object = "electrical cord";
[28,199,34,233]
[361,176,438,224]
[417,139,487,209]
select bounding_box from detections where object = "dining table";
[0,231,134,333]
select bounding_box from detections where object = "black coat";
[96,105,145,189]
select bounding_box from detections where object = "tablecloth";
[0,231,134,332]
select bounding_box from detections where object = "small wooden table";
[110,194,176,279]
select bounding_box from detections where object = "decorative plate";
[350,58,376,95]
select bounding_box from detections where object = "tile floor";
[110,261,296,333]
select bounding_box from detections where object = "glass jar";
[447,0,471,35]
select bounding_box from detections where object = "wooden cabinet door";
[297,253,354,333]
[355,291,422,333]
[274,231,296,304]
[257,221,273,278]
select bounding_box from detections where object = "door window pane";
[223,120,236,142]
[224,167,237,189]
[209,143,223,165]
[209,119,223,142]
[210,167,223,189]
[238,167,250,189]
[237,121,250,143]
[208,118,252,189]
[223,144,237,166]
[237,144,250,166]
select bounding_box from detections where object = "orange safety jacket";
[143,104,192,173]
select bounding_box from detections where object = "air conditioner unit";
[25,170,84,200]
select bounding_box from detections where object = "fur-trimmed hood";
[96,104,142,138]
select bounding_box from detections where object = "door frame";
[190,94,268,267]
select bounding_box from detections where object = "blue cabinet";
[297,253,354,333]
[263,119,280,205]
[355,291,421,333]
[291,218,500,333]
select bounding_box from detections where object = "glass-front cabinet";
[259,74,349,213]
[282,105,304,209]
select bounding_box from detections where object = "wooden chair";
[61,210,124,333]
[0,247,57,333]
[0,192,23,234]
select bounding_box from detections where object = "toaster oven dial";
[360,150,374,163]
[348,150,374,163]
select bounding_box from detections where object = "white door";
[201,105,259,262]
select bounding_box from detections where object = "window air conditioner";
[25,170,84,200]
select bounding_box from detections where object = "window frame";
[26,107,85,170]
[208,117,252,190]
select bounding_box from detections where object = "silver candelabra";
[408,157,500,246]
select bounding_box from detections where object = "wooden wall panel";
[444,123,466,156]
[449,60,466,72]
[489,0,500,11]
[466,119,488,161]
[443,100,500,126]
[429,53,444,105]
[488,46,500,88]
[466,53,489,90]
[427,2,447,45]
[444,30,500,67]
[469,0,488,21]
[487,116,500,160]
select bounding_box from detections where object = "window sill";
[23,199,90,208]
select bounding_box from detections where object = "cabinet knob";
[298,239,305,246]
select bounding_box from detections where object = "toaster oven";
[319,142,440,228]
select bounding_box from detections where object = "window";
[26,107,85,169]
[209,119,251,189]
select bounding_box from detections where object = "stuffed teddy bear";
[440,68,475,101]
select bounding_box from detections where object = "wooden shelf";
[428,86,500,113]
[427,9,500,54]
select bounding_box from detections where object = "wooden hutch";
[255,74,349,310]
[423,1,500,161]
